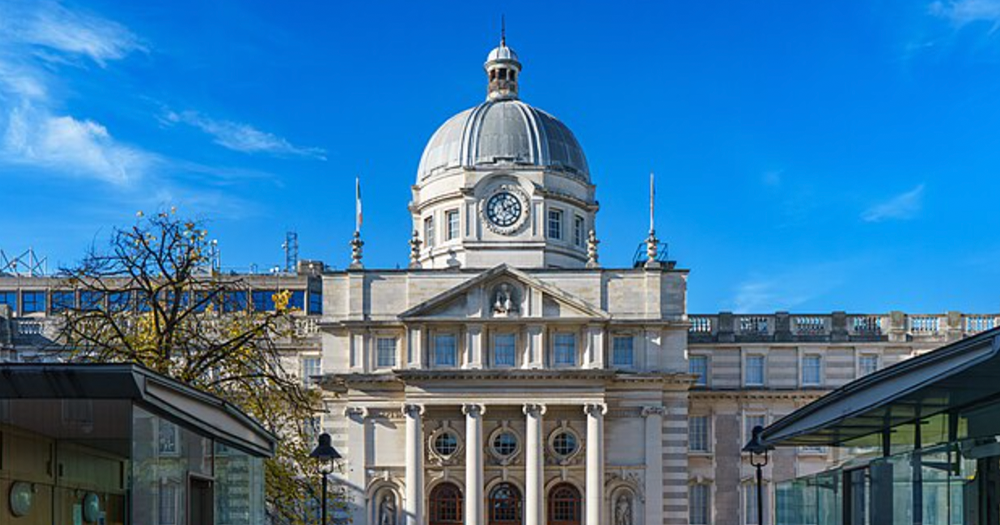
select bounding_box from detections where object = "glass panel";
[434,334,456,366]
[133,406,214,525]
[554,334,576,366]
[215,442,265,525]
[690,356,708,386]
[689,416,709,452]
[815,470,842,525]
[612,336,634,367]
[377,338,397,368]
[746,356,765,385]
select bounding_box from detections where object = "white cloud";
[731,260,859,312]
[0,1,152,184]
[163,110,326,159]
[930,0,1000,27]
[2,104,153,184]
[861,184,925,222]
[1,0,144,66]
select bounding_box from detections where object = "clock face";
[486,192,522,228]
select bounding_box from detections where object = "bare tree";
[56,210,340,525]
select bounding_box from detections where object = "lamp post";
[310,433,342,525]
[743,425,772,525]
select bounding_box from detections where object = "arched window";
[429,483,462,525]
[489,483,522,525]
[548,483,582,525]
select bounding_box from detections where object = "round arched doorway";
[428,482,463,525]
[548,483,582,525]
[488,482,523,525]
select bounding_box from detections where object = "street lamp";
[310,433,342,525]
[742,425,773,525]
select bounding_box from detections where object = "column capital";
[462,403,486,416]
[583,403,608,416]
[344,406,370,420]
[402,403,425,417]
[641,405,666,418]
[522,403,547,416]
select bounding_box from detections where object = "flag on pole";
[355,176,363,233]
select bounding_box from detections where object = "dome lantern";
[484,30,521,101]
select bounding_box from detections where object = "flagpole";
[649,171,655,234]
[355,176,362,234]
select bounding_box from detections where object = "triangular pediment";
[399,264,609,321]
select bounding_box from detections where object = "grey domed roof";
[417,99,590,182]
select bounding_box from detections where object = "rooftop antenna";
[282,231,299,273]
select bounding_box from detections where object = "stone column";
[403,403,425,525]
[524,404,546,525]
[642,406,666,525]
[343,407,369,525]
[585,403,607,525]
[463,404,486,525]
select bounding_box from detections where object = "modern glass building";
[0,363,275,525]
[756,327,1000,525]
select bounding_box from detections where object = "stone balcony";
[687,311,999,344]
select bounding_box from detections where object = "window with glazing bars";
[690,484,710,525]
[446,209,460,240]
[745,355,765,386]
[548,209,563,239]
[689,415,710,452]
[574,216,585,247]
[612,336,634,367]
[424,216,435,247]
[301,357,321,386]
[801,355,822,385]
[689,355,709,386]
[858,355,879,376]
[376,337,397,368]
[553,333,576,366]
[493,333,516,366]
[434,334,457,366]
[21,291,45,313]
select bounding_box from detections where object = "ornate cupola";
[484,33,521,100]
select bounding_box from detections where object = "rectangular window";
[0,291,17,312]
[159,483,178,525]
[288,290,305,310]
[612,336,634,367]
[80,291,103,311]
[446,209,460,240]
[308,291,323,315]
[434,334,457,367]
[859,354,879,376]
[689,355,709,386]
[51,291,76,313]
[574,216,585,247]
[157,420,179,455]
[301,357,321,386]
[690,484,710,525]
[424,216,435,247]
[222,291,247,313]
[494,333,516,367]
[376,337,397,368]
[21,291,45,313]
[745,355,765,386]
[689,415,710,452]
[547,209,563,240]
[745,414,766,445]
[109,291,131,312]
[252,290,275,312]
[553,333,576,366]
[802,355,822,386]
[744,483,766,525]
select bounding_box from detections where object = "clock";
[486,191,522,228]
[9,482,33,517]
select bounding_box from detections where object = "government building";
[1,38,997,525]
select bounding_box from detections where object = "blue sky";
[1,0,1000,314]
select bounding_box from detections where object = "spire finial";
[501,15,506,46]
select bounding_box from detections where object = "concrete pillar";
[403,403,425,525]
[524,404,546,525]
[465,324,484,369]
[585,403,607,525]
[642,406,666,525]
[463,404,486,525]
[343,407,369,525]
